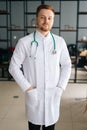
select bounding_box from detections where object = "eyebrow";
[39,15,53,17]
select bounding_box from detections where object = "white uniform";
[9,30,71,126]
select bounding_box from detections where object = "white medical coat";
[9,30,71,126]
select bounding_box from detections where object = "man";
[9,4,71,130]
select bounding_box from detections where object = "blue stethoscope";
[30,31,57,58]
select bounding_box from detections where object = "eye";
[48,17,52,20]
[40,16,45,19]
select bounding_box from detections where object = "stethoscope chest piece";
[52,49,57,54]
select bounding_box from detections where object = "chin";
[42,27,50,32]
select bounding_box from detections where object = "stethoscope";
[30,31,57,58]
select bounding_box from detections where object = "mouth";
[43,24,48,27]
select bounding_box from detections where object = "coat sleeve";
[9,39,32,92]
[57,38,71,91]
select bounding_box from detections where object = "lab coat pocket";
[53,87,62,106]
[45,87,62,125]
[25,88,38,107]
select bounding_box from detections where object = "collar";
[36,30,51,40]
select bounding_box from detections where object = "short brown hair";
[36,4,55,16]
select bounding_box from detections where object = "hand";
[26,86,35,92]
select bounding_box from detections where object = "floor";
[0,81,87,130]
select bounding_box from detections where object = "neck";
[37,29,50,37]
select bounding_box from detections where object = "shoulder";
[14,32,34,53]
[19,32,33,43]
[16,32,34,47]
[52,33,66,46]
[53,34,64,41]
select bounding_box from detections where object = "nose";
[44,17,48,23]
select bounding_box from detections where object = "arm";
[9,39,32,92]
[57,38,71,91]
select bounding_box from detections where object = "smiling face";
[36,9,54,36]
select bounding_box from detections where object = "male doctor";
[9,4,71,130]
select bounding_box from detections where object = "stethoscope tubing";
[30,31,57,58]
[31,31,38,47]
